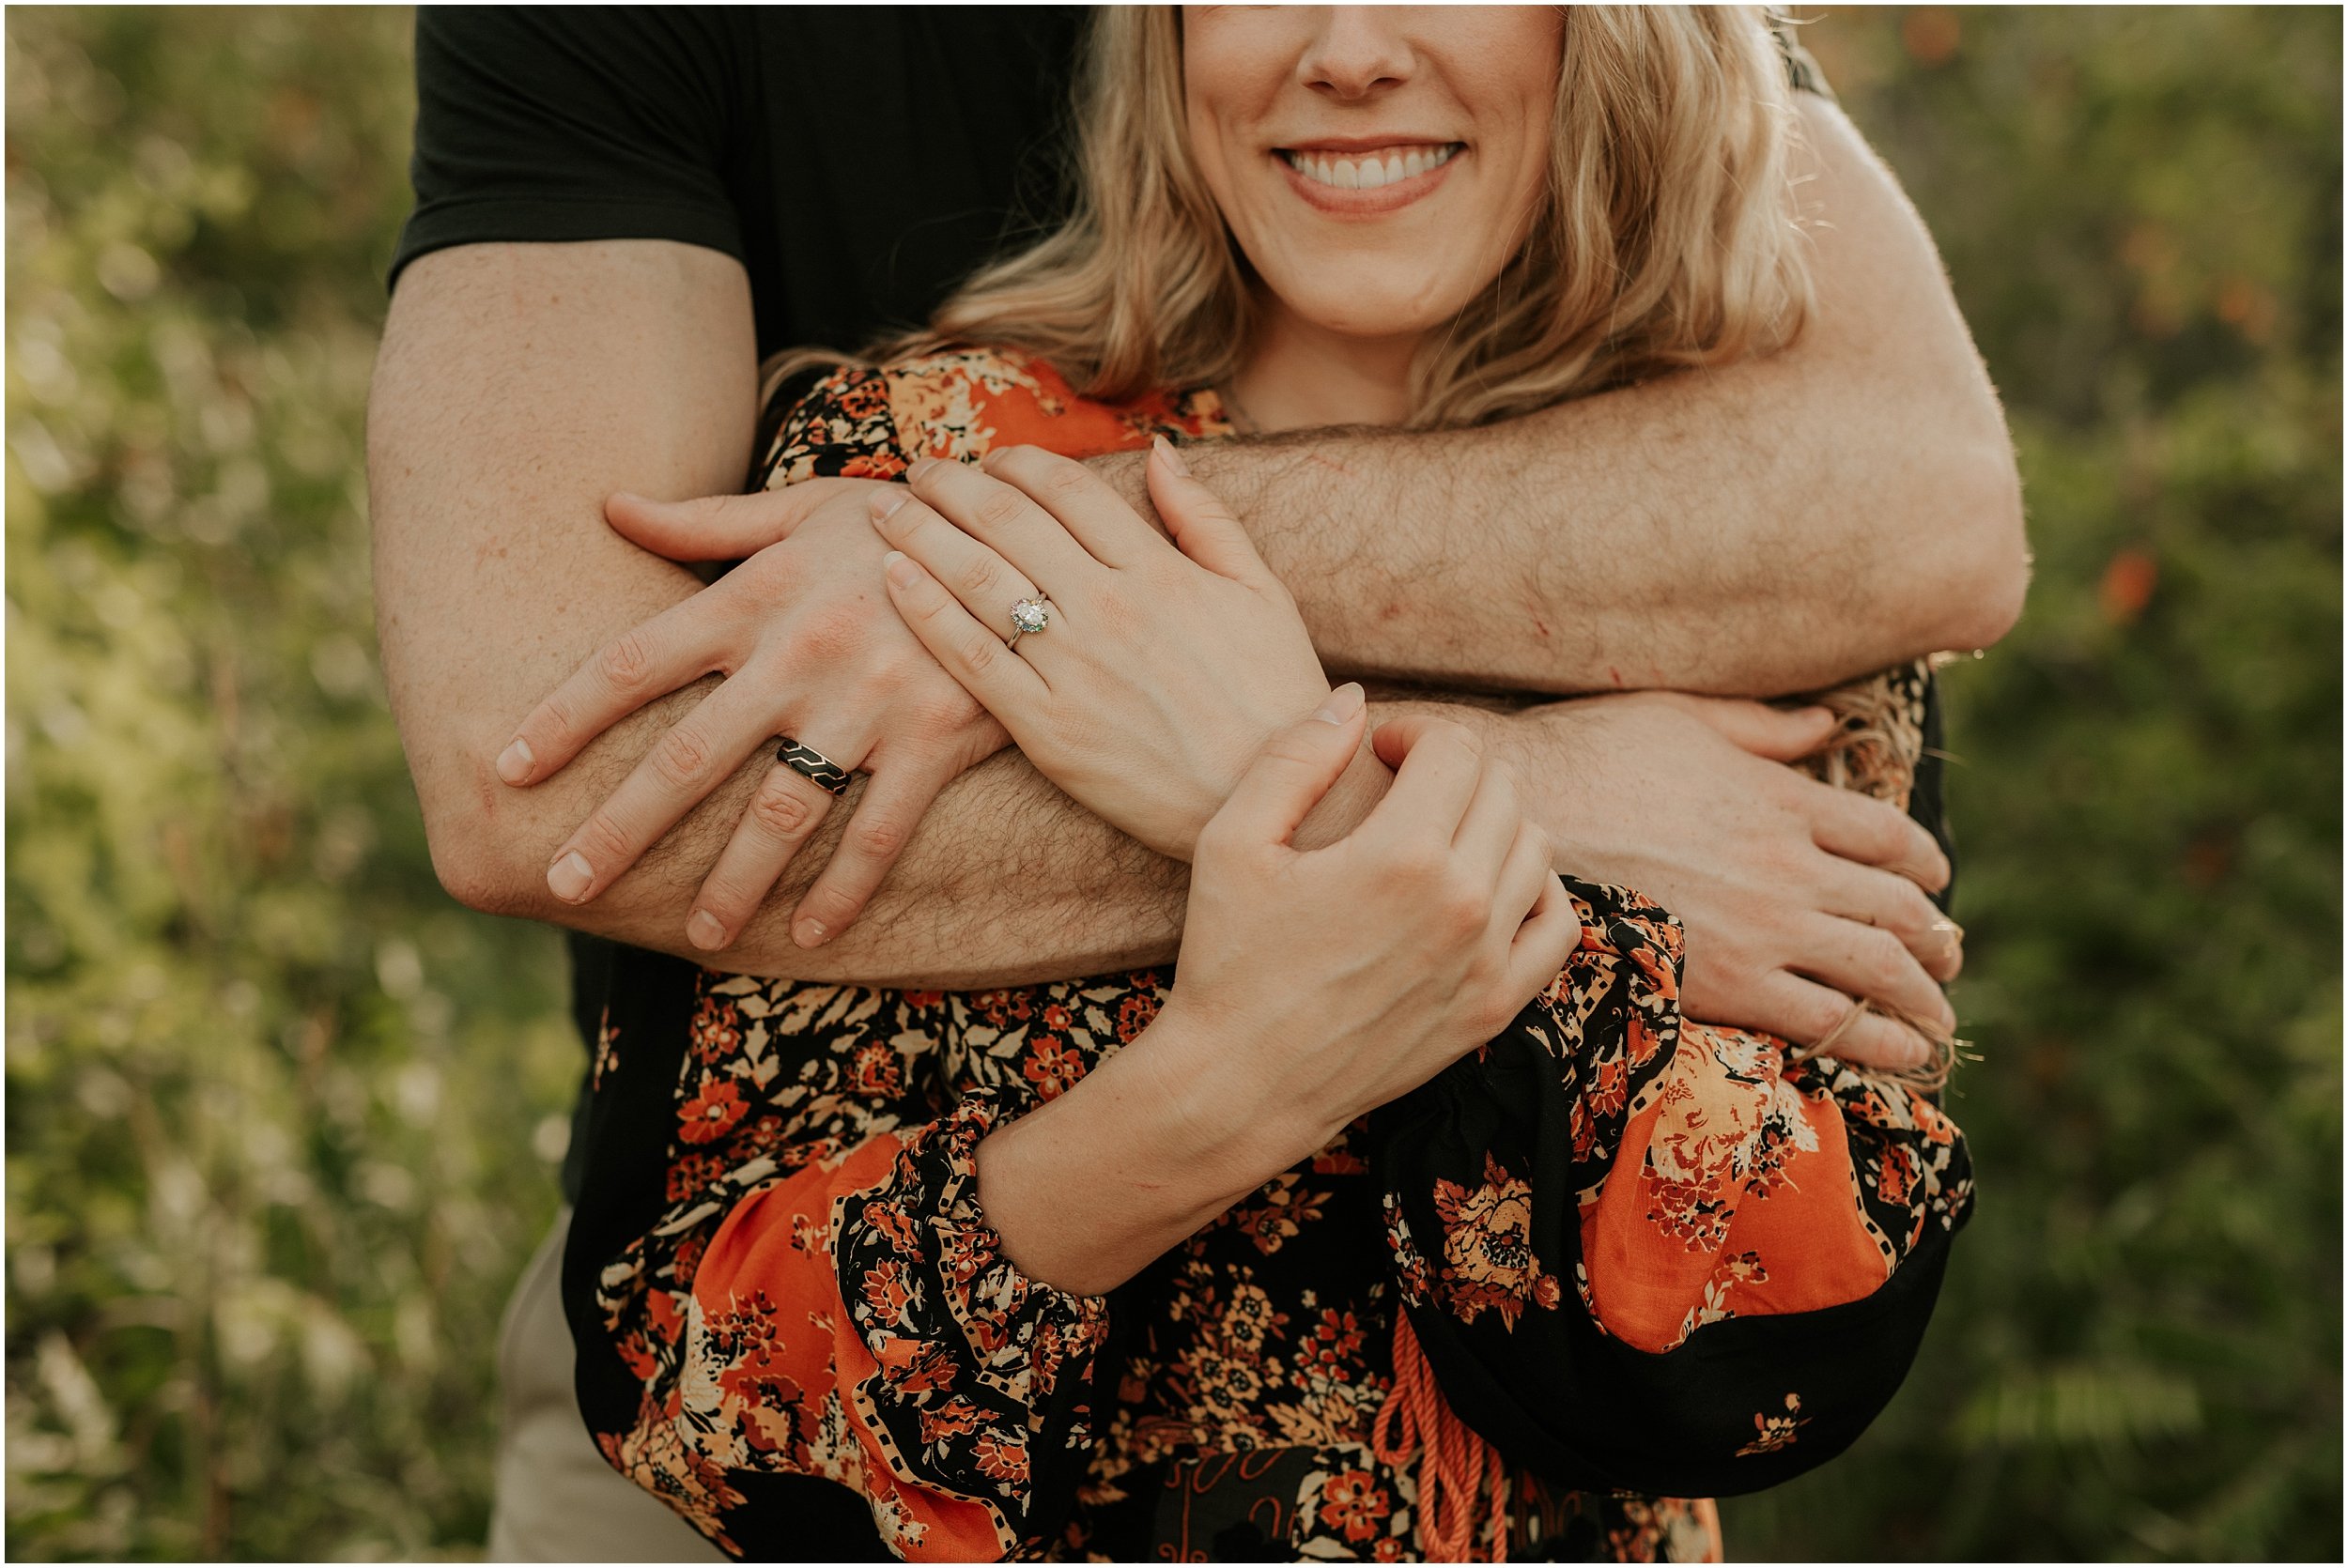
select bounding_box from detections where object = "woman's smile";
[1274,138,1463,215]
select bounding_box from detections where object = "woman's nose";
[1296,6,1414,101]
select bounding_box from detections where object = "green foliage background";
[5,7,2338,1560]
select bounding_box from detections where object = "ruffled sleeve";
[1370,878,1974,1501]
[677,1086,1112,1560]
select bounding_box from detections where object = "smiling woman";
[889,6,1809,430]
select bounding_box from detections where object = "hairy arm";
[371,239,1185,987]
[1088,96,2029,696]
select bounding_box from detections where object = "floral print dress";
[562,350,1973,1563]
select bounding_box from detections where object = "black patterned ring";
[774,737,854,796]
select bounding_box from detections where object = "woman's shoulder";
[762,346,1231,485]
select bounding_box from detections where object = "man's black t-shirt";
[394,7,1086,358]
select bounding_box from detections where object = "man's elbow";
[1934,436,2031,652]
[411,758,548,919]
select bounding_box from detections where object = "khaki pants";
[487,1208,726,1562]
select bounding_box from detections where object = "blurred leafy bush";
[7,10,579,1559]
[4,6,2339,1561]
[1725,8,2341,1560]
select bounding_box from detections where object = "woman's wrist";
[971,995,1312,1296]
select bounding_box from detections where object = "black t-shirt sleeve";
[390,7,749,291]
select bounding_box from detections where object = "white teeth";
[1286,145,1456,191]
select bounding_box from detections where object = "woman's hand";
[493,481,1010,952]
[973,697,1583,1295]
[1166,696,1583,1160]
[875,438,1332,858]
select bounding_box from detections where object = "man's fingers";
[606,484,853,562]
[1143,438,1275,586]
[1364,715,1486,843]
[1785,911,1957,1036]
[980,444,1165,569]
[788,762,949,949]
[1202,684,1366,853]
[880,550,1051,716]
[1815,859,1965,981]
[542,681,806,905]
[1658,693,1840,761]
[685,761,841,950]
[1747,975,1939,1074]
[1806,782,1952,893]
[500,600,730,786]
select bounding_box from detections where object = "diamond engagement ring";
[1006,595,1050,651]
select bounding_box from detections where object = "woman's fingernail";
[1312,683,1365,725]
[870,487,909,522]
[1152,435,1191,477]
[546,852,594,902]
[687,910,727,950]
[793,916,827,948]
[905,456,938,483]
[883,550,920,589]
[495,737,534,784]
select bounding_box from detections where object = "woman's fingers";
[1746,973,1940,1074]
[1815,859,1965,982]
[545,680,826,905]
[686,760,843,950]
[870,489,1053,653]
[880,550,1052,715]
[980,444,1166,569]
[1450,756,1523,884]
[1363,715,1485,843]
[1143,437,1278,587]
[904,453,1103,593]
[1490,818,1555,937]
[1202,684,1368,855]
[787,759,952,948]
[1784,910,1958,1037]
[1506,868,1583,1004]
[498,597,732,786]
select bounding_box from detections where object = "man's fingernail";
[1312,683,1365,725]
[1801,704,1835,725]
[687,910,726,950]
[905,456,937,482]
[793,916,827,948]
[496,737,534,784]
[883,550,920,589]
[547,852,594,902]
[870,487,909,522]
[1152,435,1191,477]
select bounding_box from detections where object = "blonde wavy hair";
[780,7,1814,431]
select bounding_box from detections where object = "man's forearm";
[1089,97,2028,698]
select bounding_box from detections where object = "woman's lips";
[1274,142,1462,216]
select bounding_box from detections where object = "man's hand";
[496,479,1009,952]
[1489,692,1962,1070]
